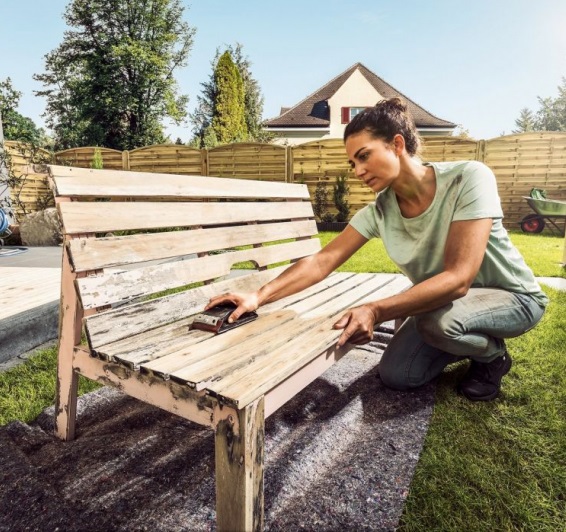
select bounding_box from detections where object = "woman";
[206,98,548,402]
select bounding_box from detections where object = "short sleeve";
[453,162,503,221]
[349,203,381,239]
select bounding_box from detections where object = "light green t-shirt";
[349,160,548,308]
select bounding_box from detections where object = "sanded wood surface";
[68,220,318,272]
[57,200,314,234]
[88,273,410,409]
[49,165,308,199]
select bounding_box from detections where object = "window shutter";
[341,107,350,124]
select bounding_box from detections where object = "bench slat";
[101,273,355,367]
[166,274,400,389]
[69,220,318,272]
[58,201,315,234]
[49,165,310,199]
[78,239,321,309]
[210,275,412,407]
[140,273,377,381]
[85,267,288,349]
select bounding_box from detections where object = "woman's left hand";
[333,304,378,347]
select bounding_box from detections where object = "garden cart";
[519,188,566,236]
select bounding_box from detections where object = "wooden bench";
[50,164,411,531]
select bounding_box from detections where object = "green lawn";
[1,229,564,529]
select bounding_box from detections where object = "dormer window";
[341,107,366,124]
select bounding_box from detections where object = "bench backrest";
[49,164,320,317]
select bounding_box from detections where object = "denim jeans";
[378,288,546,391]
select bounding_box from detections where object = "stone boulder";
[19,208,63,246]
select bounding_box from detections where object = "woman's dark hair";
[343,97,421,156]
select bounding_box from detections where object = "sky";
[1,0,566,143]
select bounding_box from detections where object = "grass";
[0,347,99,425]
[1,229,564,528]
[399,287,566,531]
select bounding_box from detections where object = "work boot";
[457,352,512,401]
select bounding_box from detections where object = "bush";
[333,173,350,222]
[313,179,330,222]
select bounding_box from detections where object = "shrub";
[333,173,350,222]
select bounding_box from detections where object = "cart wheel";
[520,214,545,234]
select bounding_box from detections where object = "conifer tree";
[191,44,267,146]
[210,51,247,144]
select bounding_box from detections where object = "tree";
[0,78,44,144]
[191,44,267,147]
[514,77,566,133]
[210,51,247,144]
[513,108,536,133]
[34,0,195,150]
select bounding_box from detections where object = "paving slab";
[0,247,62,362]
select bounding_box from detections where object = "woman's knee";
[416,308,461,347]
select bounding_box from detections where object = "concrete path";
[0,247,62,363]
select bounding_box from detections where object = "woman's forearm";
[367,270,468,323]
[256,253,329,306]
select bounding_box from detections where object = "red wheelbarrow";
[520,191,566,236]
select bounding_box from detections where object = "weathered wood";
[209,275,412,407]
[55,243,81,441]
[85,266,288,349]
[215,397,265,532]
[57,200,314,234]
[77,239,321,309]
[144,273,372,382]
[74,349,217,427]
[49,165,308,199]
[51,165,416,531]
[68,220,318,272]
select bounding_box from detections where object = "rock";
[19,208,63,246]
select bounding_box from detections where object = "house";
[264,63,456,145]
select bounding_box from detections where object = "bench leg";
[55,245,81,441]
[215,397,265,532]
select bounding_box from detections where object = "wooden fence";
[5,133,566,229]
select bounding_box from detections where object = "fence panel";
[484,133,566,226]
[128,145,204,175]
[207,143,287,180]
[292,139,351,182]
[4,141,52,220]
[54,147,123,169]
[420,136,479,162]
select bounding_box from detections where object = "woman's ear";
[393,134,406,155]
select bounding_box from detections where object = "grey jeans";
[378,288,546,391]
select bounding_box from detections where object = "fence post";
[201,148,208,176]
[122,150,130,170]
[475,139,486,162]
[286,145,293,183]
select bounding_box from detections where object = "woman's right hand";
[204,291,260,323]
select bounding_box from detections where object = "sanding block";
[190,303,258,334]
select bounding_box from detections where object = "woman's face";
[345,130,401,193]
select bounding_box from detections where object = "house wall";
[327,70,382,138]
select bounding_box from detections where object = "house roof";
[264,63,456,129]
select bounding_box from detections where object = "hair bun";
[380,97,407,113]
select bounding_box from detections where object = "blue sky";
[1,0,566,142]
